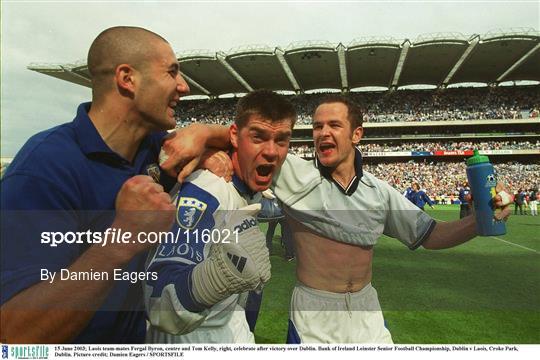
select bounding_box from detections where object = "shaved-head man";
[1,26,229,343]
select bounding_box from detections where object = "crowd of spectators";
[360,86,539,123]
[177,97,237,127]
[287,140,539,158]
[363,161,539,198]
[176,85,540,126]
[360,140,540,152]
[288,144,315,158]
[1,156,535,201]
[284,142,539,198]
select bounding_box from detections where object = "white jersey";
[273,154,436,249]
[144,170,261,343]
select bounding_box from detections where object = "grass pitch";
[254,205,540,344]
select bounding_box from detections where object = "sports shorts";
[146,304,254,343]
[287,282,393,343]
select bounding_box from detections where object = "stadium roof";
[28,30,540,97]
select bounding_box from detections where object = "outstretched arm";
[422,215,476,250]
[422,184,512,250]
[160,124,230,182]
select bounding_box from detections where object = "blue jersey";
[1,103,167,343]
[458,187,471,203]
[409,190,434,209]
[404,187,414,202]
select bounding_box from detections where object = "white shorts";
[146,305,255,343]
[288,282,393,343]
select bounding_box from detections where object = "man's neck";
[88,101,150,163]
[330,151,357,188]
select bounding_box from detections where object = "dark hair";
[315,94,363,129]
[235,89,297,128]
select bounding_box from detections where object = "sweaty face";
[231,115,292,193]
[313,102,362,169]
[136,41,190,130]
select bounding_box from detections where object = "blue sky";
[1,0,538,156]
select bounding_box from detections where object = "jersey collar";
[73,102,158,168]
[231,174,258,199]
[315,147,364,196]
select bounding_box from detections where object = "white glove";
[191,204,271,307]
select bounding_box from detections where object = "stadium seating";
[175,85,540,126]
[172,85,539,198]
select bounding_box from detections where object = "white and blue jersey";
[144,170,262,343]
[273,151,436,250]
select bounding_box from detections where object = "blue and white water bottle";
[465,150,506,236]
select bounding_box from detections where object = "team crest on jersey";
[177,197,207,229]
[146,163,161,183]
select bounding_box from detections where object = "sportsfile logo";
[8,346,48,359]
[233,218,257,233]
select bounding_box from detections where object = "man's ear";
[115,64,136,94]
[352,126,363,145]
[230,123,239,149]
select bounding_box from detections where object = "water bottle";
[465,150,506,236]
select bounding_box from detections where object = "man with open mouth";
[272,94,511,343]
[144,89,295,343]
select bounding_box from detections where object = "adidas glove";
[191,204,271,307]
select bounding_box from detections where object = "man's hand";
[160,124,231,183]
[160,125,208,183]
[199,149,233,182]
[465,182,513,221]
[111,175,175,261]
[493,182,513,221]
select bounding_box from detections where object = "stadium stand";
[28,30,540,95]
[174,86,539,126]
[25,30,539,202]
[289,140,539,157]
[364,161,539,199]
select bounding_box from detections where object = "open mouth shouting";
[255,163,275,184]
[318,142,336,156]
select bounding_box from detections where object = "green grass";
[254,206,540,343]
